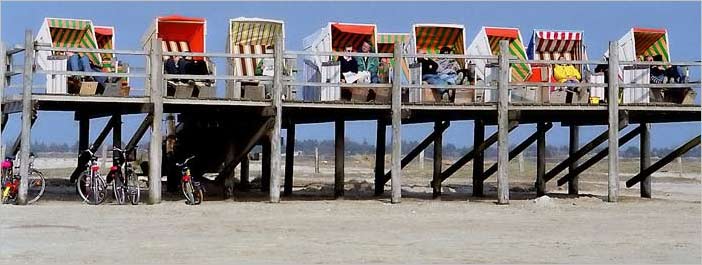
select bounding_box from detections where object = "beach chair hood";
[35,17,103,70]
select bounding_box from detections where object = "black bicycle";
[107,147,140,205]
[176,156,203,205]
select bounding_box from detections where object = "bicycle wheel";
[192,185,203,205]
[77,173,107,205]
[26,169,45,204]
[76,173,90,202]
[181,180,195,205]
[1,186,10,204]
[112,171,126,205]
[127,172,140,205]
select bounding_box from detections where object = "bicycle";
[107,147,140,205]
[1,153,46,204]
[76,149,107,205]
[177,156,203,205]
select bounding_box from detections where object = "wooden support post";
[314,147,320,173]
[626,135,700,188]
[284,122,295,196]
[70,117,90,183]
[568,125,579,195]
[496,40,510,204]
[472,120,485,197]
[165,114,175,154]
[535,122,547,197]
[0,42,5,158]
[390,40,403,203]
[432,121,443,198]
[17,30,33,205]
[640,123,651,198]
[269,34,284,202]
[607,41,620,202]
[240,155,250,191]
[334,119,345,198]
[261,139,271,193]
[383,120,449,183]
[10,113,36,156]
[557,126,642,186]
[374,119,386,196]
[518,153,524,174]
[112,114,122,166]
[148,37,164,204]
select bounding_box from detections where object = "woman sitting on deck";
[553,56,581,103]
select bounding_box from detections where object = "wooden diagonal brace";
[626,135,700,188]
[480,122,553,181]
[438,121,519,183]
[381,120,450,184]
[544,120,628,183]
[556,126,643,186]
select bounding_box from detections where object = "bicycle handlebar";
[176,155,196,167]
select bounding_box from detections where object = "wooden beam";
[626,135,700,188]
[432,121,443,198]
[239,155,250,191]
[568,125,580,195]
[535,122,547,196]
[438,121,518,183]
[480,122,553,181]
[497,40,511,204]
[639,123,651,198]
[0,42,4,157]
[557,126,643,186]
[543,121,627,183]
[16,30,34,205]
[374,119,386,196]
[391,41,402,203]
[10,111,36,156]
[284,122,295,196]
[382,120,450,184]
[607,41,620,202]
[125,114,153,151]
[269,33,284,202]
[215,117,273,182]
[148,36,164,204]
[1,114,7,132]
[334,119,345,198]
[261,137,271,193]
[472,120,485,197]
[112,114,122,167]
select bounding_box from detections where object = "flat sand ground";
[1,156,700,264]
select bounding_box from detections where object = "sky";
[1,1,701,150]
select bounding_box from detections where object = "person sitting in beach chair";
[646,55,685,84]
[553,56,581,103]
[355,39,380,84]
[419,47,464,101]
[338,45,371,84]
[66,52,107,93]
[255,46,275,77]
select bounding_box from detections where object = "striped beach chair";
[527,30,589,103]
[409,24,467,103]
[226,18,284,99]
[468,27,532,102]
[35,18,104,94]
[302,22,378,102]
